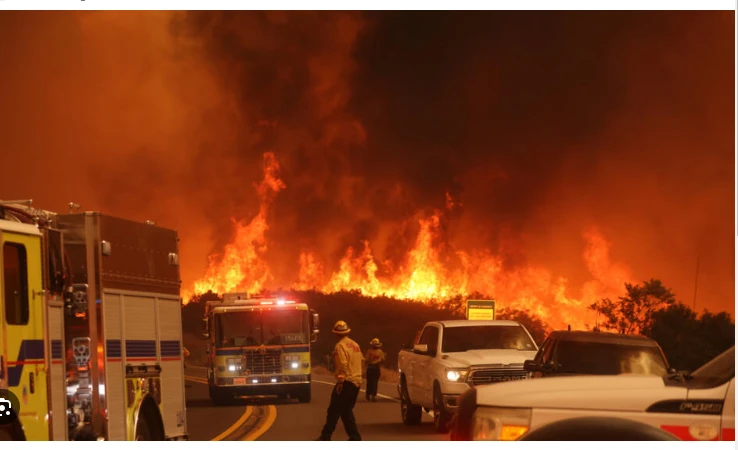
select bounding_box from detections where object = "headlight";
[226,358,241,372]
[284,354,300,369]
[473,407,531,441]
[445,368,469,382]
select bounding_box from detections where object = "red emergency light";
[260,299,296,306]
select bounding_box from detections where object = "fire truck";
[0,200,187,441]
[202,293,319,405]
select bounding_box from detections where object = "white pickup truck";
[397,320,539,433]
[462,345,735,441]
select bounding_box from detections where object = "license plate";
[233,377,246,385]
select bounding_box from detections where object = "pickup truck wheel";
[433,385,451,433]
[400,380,422,425]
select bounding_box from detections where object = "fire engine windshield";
[215,309,309,347]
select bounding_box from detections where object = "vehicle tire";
[209,385,229,406]
[134,416,152,441]
[400,379,422,426]
[0,428,15,441]
[432,384,451,433]
[135,398,166,441]
[297,386,311,403]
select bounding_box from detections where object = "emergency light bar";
[259,299,296,305]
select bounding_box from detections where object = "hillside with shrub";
[182,280,734,374]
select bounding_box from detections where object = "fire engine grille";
[469,366,529,386]
[243,349,283,375]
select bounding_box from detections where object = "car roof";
[548,330,660,346]
[434,320,522,328]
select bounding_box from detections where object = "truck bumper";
[213,381,310,397]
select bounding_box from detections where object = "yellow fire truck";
[0,200,187,441]
[202,293,319,405]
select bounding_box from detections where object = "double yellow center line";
[184,375,277,441]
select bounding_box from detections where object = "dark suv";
[523,330,670,377]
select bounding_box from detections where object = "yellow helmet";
[332,320,351,335]
[370,338,382,348]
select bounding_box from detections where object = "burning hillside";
[187,152,634,330]
[1,12,731,321]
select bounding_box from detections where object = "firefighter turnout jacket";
[365,348,386,365]
[334,336,365,387]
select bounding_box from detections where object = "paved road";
[184,366,446,441]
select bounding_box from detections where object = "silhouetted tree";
[644,303,702,370]
[645,303,735,371]
[181,291,221,334]
[589,279,676,334]
[496,308,550,346]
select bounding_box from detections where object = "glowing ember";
[185,152,636,330]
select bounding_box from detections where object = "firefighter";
[363,338,386,402]
[316,320,364,441]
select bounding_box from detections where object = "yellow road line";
[184,374,277,441]
[241,405,277,441]
[183,375,255,441]
[185,375,208,384]
[211,405,254,441]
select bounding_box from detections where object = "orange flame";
[184,152,285,300]
[186,152,635,330]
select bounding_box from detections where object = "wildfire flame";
[187,152,634,330]
[184,152,285,299]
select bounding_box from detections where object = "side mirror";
[201,317,210,339]
[523,359,539,372]
[310,311,320,343]
[413,344,429,354]
[541,361,558,373]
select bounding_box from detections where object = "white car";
[456,346,735,441]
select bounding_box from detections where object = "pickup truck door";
[414,325,439,407]
[407,328,427,401]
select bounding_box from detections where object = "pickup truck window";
[419,326,439,353]
[537,337,555,363]
[441,325,536,353]
[553,340,668,376]
[684,346,734,389]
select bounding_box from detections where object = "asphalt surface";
[184,366,446,441]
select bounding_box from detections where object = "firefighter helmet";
[370,338,382,348]
[332,320,351,335]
